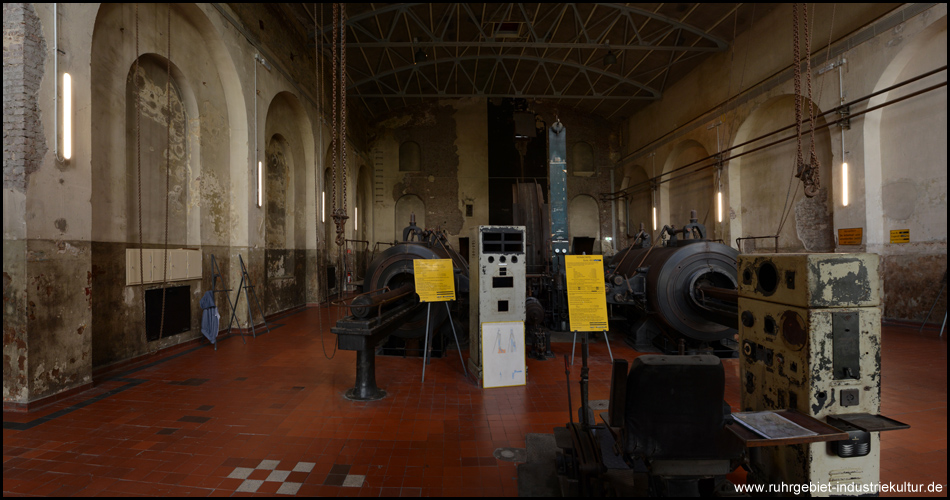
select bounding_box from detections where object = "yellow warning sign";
[413,259,455,302]
[889,229,910,244]
[838,228,863,246]
[565,255,609,332]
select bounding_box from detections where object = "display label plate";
[837,228,863,246]
[565,255,609,332]
[413,259,455,302]
[889,229,909,244]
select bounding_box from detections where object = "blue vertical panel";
[548,122,570,269]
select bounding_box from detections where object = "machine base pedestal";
[344,387,387,401]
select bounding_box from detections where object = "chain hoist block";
[331,209,349,247]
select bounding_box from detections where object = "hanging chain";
[340,6,348,218]
[158,5,172,343]
[330,3,349,247]
[330,3,338,215]
[803,3,820,197]
[792,3,820,198]
[134,4,150,352]
[793,3,804,177]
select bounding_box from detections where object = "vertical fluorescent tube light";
[842,162,849,207]
[716,168,723,223]
[355,207,358,231]
[652,188,657,231]
[321,192,325,222]
[717,191,723,223]
[257,161,263,207]
[63,73,72,160]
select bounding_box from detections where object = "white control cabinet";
[468,226,527,385]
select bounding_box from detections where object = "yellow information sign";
[412,259,456,302]
[889,229,910,244]
[565,255,609,332]
[838,228,863,246]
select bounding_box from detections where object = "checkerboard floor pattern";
[226,460,365,494]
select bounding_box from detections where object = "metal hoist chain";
[792,3,820,198]
[315,3,337,359]
[330,3,338,223]
[330,3,349,248]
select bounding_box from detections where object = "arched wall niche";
[622,164,652,241]
[89,2,246,369]
[355,164,373,243]
[569,194,601,254]
[399,141,422,171]
[122,54,196,247]
[264,134,292,250]
[261,90,313,310]
[263,91,314,248]
[729,94,834,252]
[353,164,374,279]
[662,140,714,233]
[864,15,947,321]
[874,18,947,244]
[572,141,595,176]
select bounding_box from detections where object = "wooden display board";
[481,321,526,388]
[565,255,609,332]
[412,259,455,302]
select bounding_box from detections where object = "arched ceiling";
[279,3,772,122]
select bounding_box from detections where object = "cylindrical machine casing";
[363,241,468,338]
[610,240,739,343]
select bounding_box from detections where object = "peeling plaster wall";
[25,240,92,398]
[374,101,464,244]
[875,16,947,321]
[452,98,490,248]
[3,3,364,405]
[88,3,235,369]
[4,3,96,403]
[3,3,46,402]
[370,99,617,257]
[622,3,946,321]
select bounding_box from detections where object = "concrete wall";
[620,4,947,322]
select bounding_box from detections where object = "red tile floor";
[3,307,947,497]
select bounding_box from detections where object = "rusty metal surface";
[738,253,880,308]
[739,252,886,490]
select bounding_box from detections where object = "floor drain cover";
[493,447,527,463]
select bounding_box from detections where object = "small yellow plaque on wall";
[889,229,910,244]
[837,228,863,246]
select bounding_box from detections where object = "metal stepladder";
[209,254,234,350]
[226,254,270,341]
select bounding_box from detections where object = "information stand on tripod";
[226,254,270,340]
